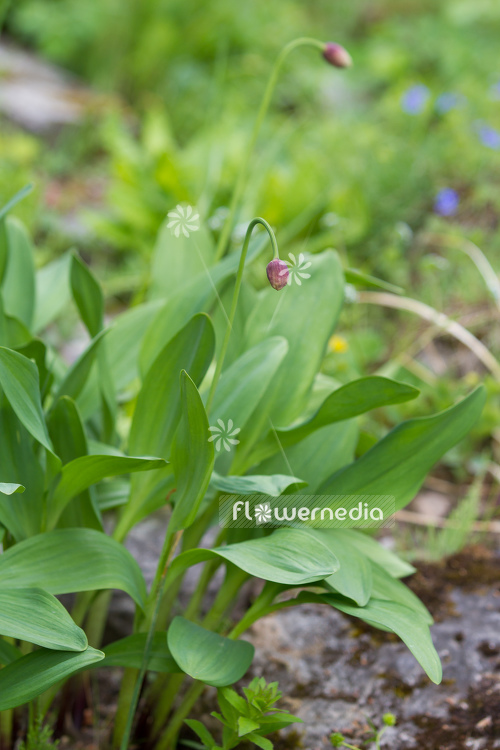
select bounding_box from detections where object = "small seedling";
[184,678,301,750]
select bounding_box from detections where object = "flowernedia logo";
[219,494,395,529]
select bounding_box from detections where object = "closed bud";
[323,42,352,69]
[266,259,289,290]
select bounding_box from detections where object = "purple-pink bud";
[323,42,352,69]
[266,259,289,291]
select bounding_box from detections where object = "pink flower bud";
[266,259,289,291]
[323,42,352,69]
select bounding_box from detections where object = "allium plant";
[0,39,486,750]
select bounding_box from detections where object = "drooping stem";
[213,37,325,263]
[206,217,279,414]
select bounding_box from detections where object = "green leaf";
[130,313,215,459]
[333,530,415,578]
[323,595,442,684]
[0,184,34,222]
[248,376,419,466]
[0,646,104,710]
[245,734,273,750]
[0,529,147,608]
[245,250,344,426]
[47,396,102,530]
[208,337,289,438]
[319,387,486,510]
[238,717,260,737]
[167,617,254,687]
[210,472,306,496]
[0,482,24,495]
[317,530,373,606]
[149,215,215,300]
[70,252,104,337]
[169,371,214,533]
[99,633,179,673]
[0,637,22,665]
[54,329,108,403]
[344,268,404,295]
[0,347,53,452]
[0,587,87,651]
[141,235,265,373]
[34,252,71,333]
[2,217,36,328]
[50,453,166,527]
[169,528,339,586]
[370,563,433,623]
[185,720,217,749]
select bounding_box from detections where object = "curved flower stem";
[213,37,325,263]
[206,217,279,414]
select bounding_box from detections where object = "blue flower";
[401,84,430,115]
[476,123,500,150]
[435,92,464,114]
[434,188,459,217]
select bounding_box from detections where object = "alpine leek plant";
[0,36,486,750]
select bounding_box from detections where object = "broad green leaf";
[0,529,147,607]
[49,454,166,527]
[167,617,254,687]
[254,420,358,493]
[129,313,215,458]
[247,377,419,466]
[149,215,215,300]
[334,530,415,578]
[0,347,53,452]
[47,396,102,530]
[210,472,306,496]
[370,563,432,623]
[2,217,36,328]
[70,252,104,338]
[0,646,104,710]
[0,587,87,651]
[169,371,214,533]
[34,252,71,333]
[98,633,179,673]
[246,734,273,750]
[318,530,373,606]
[208,337,289,441]
[323,595,442,684]
[0,482,24,495]
[319,387,486,510]
[245,250,344,426]
[0,637,22,665]
[54,329,108,403]
[0,404,45,539]
[141,235,266,373]
[169,528,339,586]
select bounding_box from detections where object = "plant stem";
[115,529,183,750]
[206,217,279,414]
[213,37,325,263]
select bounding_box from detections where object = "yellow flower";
[328,334,348,353]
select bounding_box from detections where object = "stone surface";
[0,41,105,131]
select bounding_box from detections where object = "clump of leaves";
[185,678,300,750]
